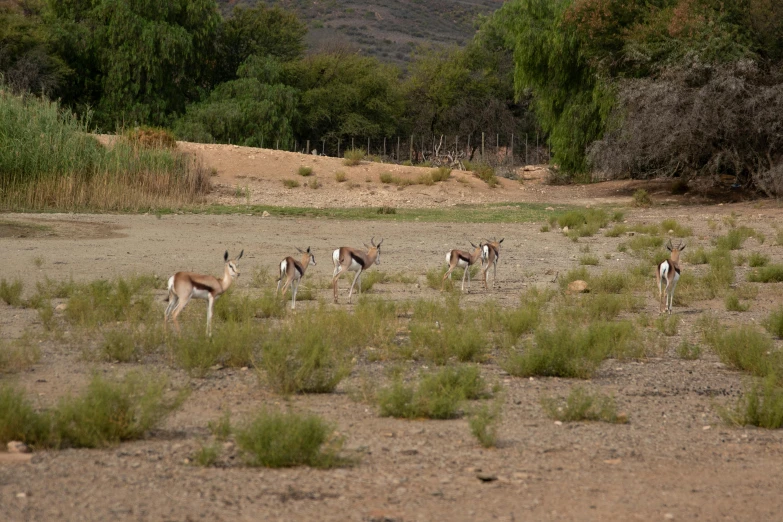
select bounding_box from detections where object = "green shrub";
[100,329,140,362]
[748,252,770,267]
[377,366,490,420]
[410,318,487,364]
[208,411,232,441]
[0,278,23,306]
[716,226,762,251]
[283,179,300,188]
[721,377,783,429]
[377,205,396,214]
[747,265,783,283]
[628,235,664,252]
[580,255,599,266]
[52,372,185,448]
[343,148,366,166]
[379,172,393,183]
[604,224,627,237]
[633,189,652,206]
[469,401,502,448]
[171,322,260,377]
[686,247,709,265]
[0,336,41,373]
[193,443,221,467]
[501,302,541,338]
[471,163,499,187]
[236,409,343,468]
[335,171,347,182]
[297,166,313,177]
[660,218,693,237]
[676,340,701,360]
[655,314,680,336]
[705,326,779,379]
[0,385,50,446]
[541,386,627,424]
[260,311,353,394]
[65,276,157,328]
[591,271,631,294]
[503,321,640,379]
[430,166,452,182]
[763,307,783,339]
[725,291,750,312]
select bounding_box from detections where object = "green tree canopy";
[46,0,221,128]
[174,55,298,148]
[284,51,405,142]
[214,4,307,85]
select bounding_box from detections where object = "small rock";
[7,441,30,454]
[477,473,498,483]
[702,425,711,431]
[567,280,589,293]
[262,211,271,217]
[16,492,26,498]
[554,421,563,426]
[562,226,569,233]
[55,303,67,312]
[664,514,675,520]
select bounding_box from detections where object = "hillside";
[218,0,504,65]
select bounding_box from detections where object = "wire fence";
[266,132,551,176]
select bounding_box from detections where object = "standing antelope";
[442,242,484,292]
[480,238,504,290]
[657,239,685,314]
[332,237,383,304]
[276,247,316,310]
[164,250,243,337]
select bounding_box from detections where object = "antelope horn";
[370,237,376,247]
[376,238,383,246]
[295,247,304,254]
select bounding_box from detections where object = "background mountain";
[218,0,504,65]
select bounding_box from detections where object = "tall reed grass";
[0,90,209,211]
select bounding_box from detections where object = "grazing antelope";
[276,247,316,310]
[164,250,243,336]
[480,238,504,290]
[442,242,484,292]
[332,237,383,304]
[657,239,685,314]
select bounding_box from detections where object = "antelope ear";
[307,246,311,253]
[666,245,672,252]
[237,250,244,260]
[224,251,229,262]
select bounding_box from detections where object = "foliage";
[721,377,783,430]
[747,265,783,283]
[235,409,344,468]
[0,278,24,306]
[174,56,298,148]
[469,400,503,448]
[0,384,51,447]
[541,386,627,424]
[763,307,783,338]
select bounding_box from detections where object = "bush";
[0,385,50,447]
[676,340,701,360]
[763,307,783,339]
[124,127,177,149]
[0,278,24,306]
[660,218,692,237]
[297,166,313,176]
[235,409,343,468]
[748,252,770,267]
[541,386,627,424]
[343,148,366,166]
[65,276,158,328]
[51,372,185,448]
[469,401,502,448]
[283,179,300,188]
[725,291,750,312]
[705,326,779,379]
[580,255,599,266]
[335,171,347,182]
[632,189,651,207]
[471,163,499,187]
[377,366,490,420]
[172,322,260,376]
[503,321,641,379]
[721,377,783,429]
[716,227,761,251]
[747,265,783,283]
[430,166,452,182]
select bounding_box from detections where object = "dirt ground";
[2,143,783,522]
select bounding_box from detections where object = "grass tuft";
[335,171,347,182]
[235,409,344,468]
[297,166,313,177]
[676,340,701,360]
[541,386,627,424]
[763,307,783,339]
[747,265,783,283]
[0,278,24,306]
[468,400,502,448]
[721,377,783,429]
[343,148,366,166]
[633,189,652,207]
[283,179,300,188]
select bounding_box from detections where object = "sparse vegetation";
[541,386,627,424]
[721,377,783,430]
[297,166,313,176]
[235,409,344,468]
[763,307,783,339]
[377,366,490,420]
[676,340,701,360]
[335,171,347,182]
[468,400,502,448]
[633,189,652,207]
[747,265,783,283]
[0,278,24,306]
[283,179,300,188]
[343,148,366,166]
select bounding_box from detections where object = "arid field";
[2,144,783,521]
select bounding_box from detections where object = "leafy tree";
[214,4,307,85]
[0,0,66,95]
[174,55,298,148]
[284,51,405,142]
[46,0,221,129]
[493,0,613,173]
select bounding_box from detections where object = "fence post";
[525,134,528,165]
[510,133,514,168]
[536,132,539,164]
[467,134,471,161]
[322,139,326,156]
[276,139,279,150]
[409,135,413,163]
[261,137,264,149]
[351,137,355,151]
[367,137,370,155]
[306,140,310,154]
[383,137,386,160]
[397,136,400,162]
[481,132,485,160]
[338,138,341,158]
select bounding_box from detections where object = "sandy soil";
[2,142,783,522]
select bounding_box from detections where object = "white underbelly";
[456,258,469,269]
[191,288,211,300]
[347,259,363,272]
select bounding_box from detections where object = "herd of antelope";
[164,236,685,336]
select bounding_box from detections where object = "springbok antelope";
[332,237,383,304]
[442,242,484,292]
[164,250,243,336]
[480,238,504,290]
[657,239,685,314]
[276,247,316,310]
